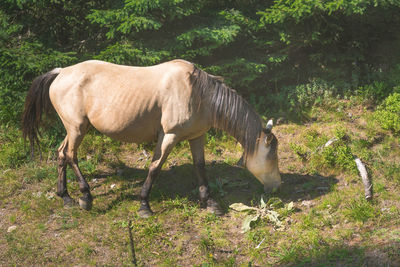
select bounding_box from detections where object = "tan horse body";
[23,59,281,217]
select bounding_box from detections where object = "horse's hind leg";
[189,135,222,216]
[64,125,93,210]
[138,132,178,218]
[57,137,75,206]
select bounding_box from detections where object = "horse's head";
[245,120,281,192]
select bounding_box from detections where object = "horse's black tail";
[22,68,61,158]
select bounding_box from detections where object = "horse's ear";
[264,134,273,146]
[265,119,273,133]
[263,119,273,135]
[263,119,274,146]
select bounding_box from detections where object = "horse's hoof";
[79,197,93,211]
[63,197,77,208]
[207,198,223,216]
[138,208,154,218]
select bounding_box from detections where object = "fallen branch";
[355,158,373,201]
[127,220,137,266]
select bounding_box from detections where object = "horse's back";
[49,60,210,143]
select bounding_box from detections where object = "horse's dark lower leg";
[138,133,177,218]
[56,139,75,206]
[195,161,209,206]
[138,164,160,217]
[189,136,223,215]
[69,159,93,210]
[57,153,75,206]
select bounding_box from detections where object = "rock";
[7,225,17,233]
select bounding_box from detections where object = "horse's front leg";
[189,135,223,216]
[69,157,93,210]
[138,133,178,218]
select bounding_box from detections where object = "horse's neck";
[209,89,262,155]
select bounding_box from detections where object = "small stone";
[45,192,55,199]
[7,225,17,233]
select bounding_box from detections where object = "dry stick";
[127,220,137,266]
[355,158,373,201]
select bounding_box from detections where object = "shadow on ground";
[90,162,338,213]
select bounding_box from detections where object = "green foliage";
[94,42,169,66]
[291,127,357,174]
[355,81,393,103]
[0,135,27,169]
[374,93,400,134]
[0,126,31,168]
[1,0,400,133]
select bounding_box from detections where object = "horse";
[22,59,281,217]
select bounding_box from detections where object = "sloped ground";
[1,103,399,266]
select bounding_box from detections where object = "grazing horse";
[22,59,281,217]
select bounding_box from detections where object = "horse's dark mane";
[190,65,263,155]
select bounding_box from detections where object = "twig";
[255,238,265,249]
[127,220,137,266]
[355,158,373,201]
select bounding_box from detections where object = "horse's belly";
[106,127,159,143]
[90,115,161,143]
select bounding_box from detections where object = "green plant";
[374,93,400,134]
[229,196,294,232]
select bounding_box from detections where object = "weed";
[383,162,400,184]
[143,223,163,238]
[344,198,380,223]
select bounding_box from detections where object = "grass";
[1,101,400,266]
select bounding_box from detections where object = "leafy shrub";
[290,79,336,111]
[319,144,356,173]
[374,92,400,134]
[355,81,392,103]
